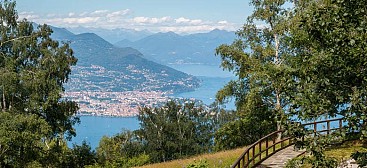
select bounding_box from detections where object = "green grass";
[135,147,245,168]
[326,140,367,162]
[286,140,367,168]
[135,140,290,168]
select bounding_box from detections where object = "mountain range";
[50,26,200,93]
[67,27,153,43]
[114,29,236,65]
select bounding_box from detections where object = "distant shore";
[76,112,137,118]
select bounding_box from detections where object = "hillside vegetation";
[136,147,245,168]
[1,0,367,167]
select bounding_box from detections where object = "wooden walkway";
[258,145,305,168]
[231,118,346,168]
[258,146,360,168]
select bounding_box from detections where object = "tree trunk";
[274,33,282,140]
[276,91,282,141]
[274,33,280,65]
[2,85,5,112]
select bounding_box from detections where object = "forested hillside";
[50,26,200,93]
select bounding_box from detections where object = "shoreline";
[76,113,138,118]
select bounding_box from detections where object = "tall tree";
[96,131,148,167]
[287,0,367,166]
[214,93,276,150]
[216,0,293,138]
[0,112,50,167]
[137,100,214,163]
[0,0,78,166]
[290,0,367,124]
[0,0,78,140]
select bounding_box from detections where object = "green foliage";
[186,159,209,168]
[289,0,367,123]
[285,157,304,168]
[96,130,148,168]
[351,151,367,167]
[305,136,338,167]
[286,0,367,166]
[215,92,276,150]
[0,0,80,166]
[285,155,338,168]
[216,0,367,166]
[137,100,216,162]
[67,141,97,168]
[215,0,293,113]
[93,100,234,167]
[215,0,295,152]
[0,112,50,167]
[0,0,79,140]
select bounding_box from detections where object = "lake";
[174,76,236,109]
[68,65,236,149]
[167,64,234,78]
[69,116,140,149]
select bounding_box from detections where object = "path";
[258,145,305,168]
[258,146,360,168]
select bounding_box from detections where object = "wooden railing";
[231,118,344,168]
[303,118,344,135]
[231,130,293,168]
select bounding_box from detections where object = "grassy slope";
[287,140,367,168]
[326,140,367,161]
[136,140,366,168]
[135,147,246,168]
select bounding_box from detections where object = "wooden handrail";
[231,118,344,168]
[231,130,292,168]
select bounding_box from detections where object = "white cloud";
[175,17,190,23]
[190,19,202,25]
[175,17,203,25]
[132,16,171,24]
[63,17,100,24]
[90,10,109,16]
[107,9,131,18]
[19,12,39,20]
[18,9,239,33]
[218,20,228,24]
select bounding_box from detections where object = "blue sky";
[16,0,253,33]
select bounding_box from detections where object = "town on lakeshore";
[64,91,170,117]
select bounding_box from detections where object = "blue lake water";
[174,76,236,109]
[69,65,236,149]
[69,116,140,149]
[168,64,234,78]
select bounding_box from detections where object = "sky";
[15,0,253,33]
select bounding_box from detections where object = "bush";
[351,151,367,167]
[186,159,209,168]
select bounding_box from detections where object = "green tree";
[290,0,367,126]
[215,0,293,145]
[137,100,214,163]
[0,112,50,167]
[68,141,97,168]
[214,92,276,150]
[0,0,78,140]
[287,0,367,166]
[96,130,148,168]
[0,0,78,166]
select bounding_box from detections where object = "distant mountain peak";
[165,31,179,35]
[73,32,113,47]
[210,28,228,33]
[115,29,236,65]
[66,26,153,43]
[76,32,98,37]
[50,25,200,93]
